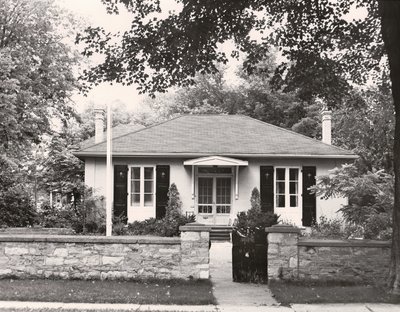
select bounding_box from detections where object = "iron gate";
[232,228,267,283]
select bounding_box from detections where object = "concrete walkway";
[209,241,278,307]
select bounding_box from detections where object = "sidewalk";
[0,301,399,312]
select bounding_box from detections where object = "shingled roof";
[74,115,357,159]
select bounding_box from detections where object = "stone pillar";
[265,224,301,280]
[179,222,211,279]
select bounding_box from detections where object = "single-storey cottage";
[74,112,357,227]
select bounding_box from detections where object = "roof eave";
[73,151,358,160]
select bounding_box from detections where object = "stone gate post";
[179,222,211,279]
[265,224,301,280]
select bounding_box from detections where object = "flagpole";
[106,103,113,236]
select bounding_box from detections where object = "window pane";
[144,181,153,193]
[144,167,153,179]
[276,182,285,194]
[131,167,140,179]
[198,167,232,174]
[131,194,140,205]
[198,178,213,204]
[290,195,298,207]
[276,195,285,207]
[289,182,298,194]
[276,168,285,180]
[216,178,231,204]
[144,194,153,206]
[132,181,140,193]
[289,168,298,181]
[216,205,230,214]
[199,205,212,214]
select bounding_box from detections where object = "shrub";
[36,187,105,234]
[312,165,393,240]
[37,202,72,228]
[310,216,344,239]
[124,183,195,237]
[0,185,37,227]
[234,187,279,235]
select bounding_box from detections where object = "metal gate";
[232,229,267,283]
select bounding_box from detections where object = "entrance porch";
[184,156,248,226]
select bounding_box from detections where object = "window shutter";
[260,166,274,213]
[302,166,316,226]
[114,165,128,221]
[156,165,170,219]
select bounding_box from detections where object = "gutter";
[72,151,358,160]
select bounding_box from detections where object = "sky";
[57,0,368,114]
[57,0,151,113]
[57,0,244,113]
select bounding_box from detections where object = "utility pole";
[106,104,113,236]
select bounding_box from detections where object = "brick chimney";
[94,108,105,144]
[321,110,332,145]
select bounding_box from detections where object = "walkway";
[209,241,278,307]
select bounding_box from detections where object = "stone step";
[210,226,232,241]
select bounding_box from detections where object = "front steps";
[210,226,233,241]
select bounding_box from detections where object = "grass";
[269,279,400,305]
[0,278,216,305]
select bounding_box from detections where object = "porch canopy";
[183,156,248,200]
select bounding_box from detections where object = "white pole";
[106,104,113,236]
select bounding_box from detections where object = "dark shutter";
[302,166,316,226]
[113,165,128,221]
[156,165,170,219]
[260,166,274,213]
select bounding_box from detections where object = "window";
[275,168,299,208]
[198,167,232,174]
[216,177,231,214]
[276,168,286,207]
[198,177,213,214]
[130,166,155,208]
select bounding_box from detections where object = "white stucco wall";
[84,156,350,226]
[235,158,348,225]
[85,157,193,222]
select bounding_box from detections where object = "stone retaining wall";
[0,224,210,280]
[297,239,391,284]
[266,225,391,284]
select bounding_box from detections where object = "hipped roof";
[74,115,357,159]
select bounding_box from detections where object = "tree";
[78,0,400,292]
[0,0,81,222]
[312,164,393,240]
[0,0,79,153]
[333,86,394,173]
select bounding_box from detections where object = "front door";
[197,176,232,224]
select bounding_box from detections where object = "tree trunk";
[379,0,400,293]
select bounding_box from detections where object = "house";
[73,112,357,227]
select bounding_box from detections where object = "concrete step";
[210,226,233,241]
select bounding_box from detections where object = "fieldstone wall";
[266,225,391,284]
[297,239,391,284]
[0,223,211,280]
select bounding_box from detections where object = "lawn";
[269,280,400,305]
[0,278,216,305]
